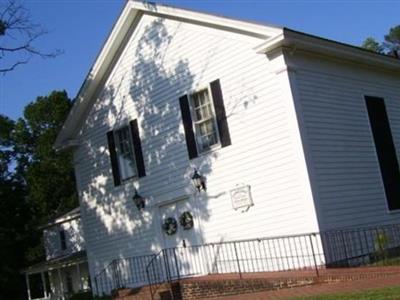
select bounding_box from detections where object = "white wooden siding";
[288,51,400,231]
[44,218,85,260]
[73,14,319,279]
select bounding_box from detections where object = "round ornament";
[162,217,178,235]
[179,211,194,230]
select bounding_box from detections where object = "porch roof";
[22,250,87,275]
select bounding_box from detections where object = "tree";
[0,114,30,299]
[361,25,400,58]
[0,0,61,73]
[383,25,400,58]
[13,90,78,228]
[0,91,77,299]
[361,37,383,53]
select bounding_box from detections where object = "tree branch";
[0,59,27,73]
[0,0,62,73]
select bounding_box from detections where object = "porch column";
[41,271,48,298]
[57,268,64,300]
[25,273,32,300]
[76,263,83,291]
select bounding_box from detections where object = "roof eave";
[255,28,400,72]
[54,1,282,151]
[54,2,141,150]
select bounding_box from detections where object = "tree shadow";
[73,17,227,294]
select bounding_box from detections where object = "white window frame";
[189,85,221,154]
[113,125,137,182]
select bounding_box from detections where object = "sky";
[0,0,399,120]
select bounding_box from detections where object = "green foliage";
[374,231,390,263]
[69,291,95,300]
[0,90,77,299]
[383,25,400,57]
[374,231,390,252]
[361,37,383,53]
[287,286,400,299]
[0,115,15,178]
[13,90,77,227]
[67,291,111,300]
[361,25,400,58]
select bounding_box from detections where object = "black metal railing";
[157,232,325,282]
[322,223,400,267]
[94,254,155,296]
[94,223,400,297]
[145,249,178,299]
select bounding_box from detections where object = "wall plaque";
[230,184,253,212]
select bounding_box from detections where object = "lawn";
[288,286,400,300]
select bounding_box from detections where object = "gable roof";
[55,1,400,150]
[54,0,282,150]
[39,207,81,229]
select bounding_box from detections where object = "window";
[65,271,73,293]
[114,126,137,181]
[191,88,219,152]
[107,120,146,186]
[179,79,231,159]
[365,96,400,211]
[59,229,67,251]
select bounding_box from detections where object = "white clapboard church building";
[54,1,400,298]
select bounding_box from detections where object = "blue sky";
[1,0,399,120]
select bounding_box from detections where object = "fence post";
[309,234,319,277]
[233,242,242,279]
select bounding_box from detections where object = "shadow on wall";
[73,16,225,278]
[43,219,84,259]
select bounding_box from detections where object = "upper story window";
[107,120,146,186]
[59,229,67,251]
[114,126,137,181]
[179,79,231,159]
[191,88,219,152]
[365,96,400,211]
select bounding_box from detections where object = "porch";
[23,250,90,300]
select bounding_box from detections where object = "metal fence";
[94,254,155,296]
[94,223,400,297]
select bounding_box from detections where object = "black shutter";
[179,95,198,159]
[107,131,121,186]
[365,96,400,210]
[210,79,231,147]
[130,119,146,178]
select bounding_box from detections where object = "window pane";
[115,127,136,180]
[191,88,220,153]
[199,119,214,135]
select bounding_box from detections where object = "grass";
[287,286,400,300]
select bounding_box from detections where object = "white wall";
[44,218,85,260]
[286,50,400,231]
[73,13,319,284]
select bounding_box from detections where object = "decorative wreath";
[162,217,178,235]
[179,211,194,230]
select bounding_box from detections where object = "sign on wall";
[230,184,253,212]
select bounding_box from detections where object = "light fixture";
[191,169,206,192]
[132,189,145,211]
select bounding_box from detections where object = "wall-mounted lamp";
[132,189,145,211]
[191,169,206,192]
